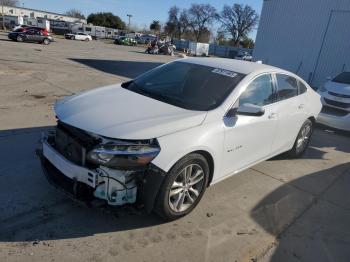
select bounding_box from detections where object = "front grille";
[54,122,100,166]
[328,91,350,99]
[321,106,349,117]
[324,98,350,109]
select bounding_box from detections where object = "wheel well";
[308,116,316,124]
[192,150,214,187]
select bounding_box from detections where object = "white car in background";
[317,72,350,131]
[65,32,92,41]
[38,58,322,220]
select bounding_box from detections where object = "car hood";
[54,84,207,139]
[325,81,350,96]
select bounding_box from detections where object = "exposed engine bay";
[38,121,164,210]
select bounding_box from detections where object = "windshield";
[122,61,245,111]
[333,72,350,84]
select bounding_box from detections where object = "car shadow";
[250,162,350,261]
[0,126,164,242]
[69,59,163,79]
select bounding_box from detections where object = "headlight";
[87,139,160,169]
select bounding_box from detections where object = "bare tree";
[178,10,190,39]
[65,9,85,19]
[188,4,216,42]
[217,4,259,47]
[1,0,18,6]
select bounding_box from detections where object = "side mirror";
[237,103,265,117]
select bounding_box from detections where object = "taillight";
[42,29,49,36]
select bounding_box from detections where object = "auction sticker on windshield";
[212,68,238,78]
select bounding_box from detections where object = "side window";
[298,80,307,94]
[276,74,298,101]
[239,74,274,106]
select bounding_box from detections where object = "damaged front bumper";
[37,133,166,212]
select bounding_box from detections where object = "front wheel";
[154,153,209,220]
[16,35,24,42]
[288,119,313,158]
[43,38,50,45]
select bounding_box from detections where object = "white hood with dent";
[54,84,207,139]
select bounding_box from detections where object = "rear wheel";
[154,153,209,220]
[16,35,24,42]
[70,36,75,40]
[288,119,313,158]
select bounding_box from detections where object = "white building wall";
[2,5,86,23]
[254,0,350,88]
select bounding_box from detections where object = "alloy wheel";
[296,123,312,153]
[168,164,205,212]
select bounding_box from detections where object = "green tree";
[241,37,255,49]
[87,12,126,29]
[150,20,161,34]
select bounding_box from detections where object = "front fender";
[151,122,224,183]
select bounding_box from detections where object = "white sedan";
[65,32,92,41]
[317,72,350,131]
[38,58,322,220]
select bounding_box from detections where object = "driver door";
[222,73,279,176]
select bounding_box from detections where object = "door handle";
[268,113,277,119]
[298,104,305,109]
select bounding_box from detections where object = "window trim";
[224,72,277,118]
[274,73,300,102]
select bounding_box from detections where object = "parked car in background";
[235,51,253,61]
[8,27,53,45]
[65,32,92,41]
[317,72,350,131]
[114,36,137,46]
[38,58,322,220]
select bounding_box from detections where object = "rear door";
[270,73,308,154]
[25,28,36,41]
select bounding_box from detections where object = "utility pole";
[127,14,132,33]
[1,0,5,30]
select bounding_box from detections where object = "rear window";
[333,72,350,84]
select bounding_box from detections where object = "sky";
[20,0,263,39]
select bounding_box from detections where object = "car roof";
[179,57,281,75]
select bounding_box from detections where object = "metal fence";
[173,39,253,58]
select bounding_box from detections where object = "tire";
[16,35,23,42]
[288,119,313,158]
[85,38,89,42]
[70,36,75,40]
[43,38,50,45]
[154,153,209,220]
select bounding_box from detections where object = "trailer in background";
[189,42,209,56]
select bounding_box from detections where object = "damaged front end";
[37,121,165,211]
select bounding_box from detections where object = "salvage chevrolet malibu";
[38,58,322,220]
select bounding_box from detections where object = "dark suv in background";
[8,27,53,45]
